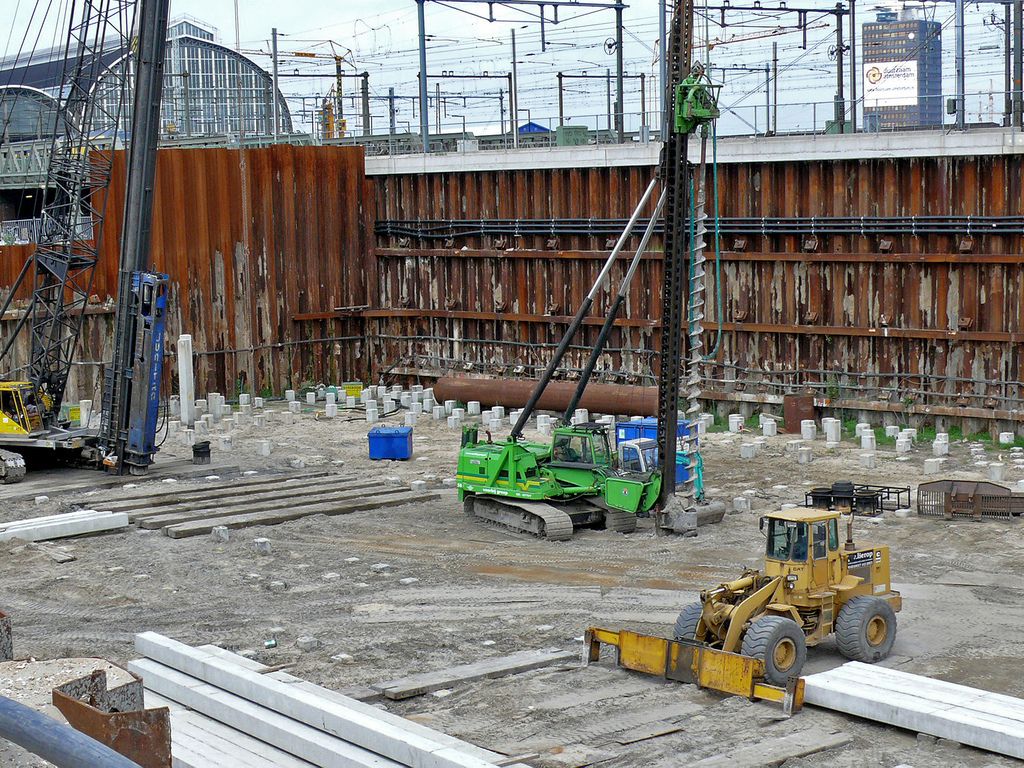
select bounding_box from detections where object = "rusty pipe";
[434,377,656,417]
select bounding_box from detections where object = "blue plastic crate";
[615,417,691,446]
[368,426,413,460]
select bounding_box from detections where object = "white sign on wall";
[863,61,919,107]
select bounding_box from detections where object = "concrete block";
[740,443,756,459]
[194,399,208,417]
[932,441,949,456]
[285,389,296,402]
[882,425,900,439]
[935,432,949,444]
[296,636,320,652]
[324,404,337,419]
[404,413,417,427]
[446,416,461,429]
[825,440,840,449]
[732,497,751,513]
[325,392,337,406]
[422,397,435,412]
[168,396,180,419]
[467,401,481,416]
[253,397,264,409]
[400,394,411,408]
[194,421,210,438]
[182,429,195,446]
[537,422,551,436]
[797,447,813,464]
[860,453,876,469]
[761,420,777,437]
[306,392,316,405]
[365,411,378,424]
[0,510,129,543]
[728,414,744,433]
[444,400,456,415]
[800,420,817,440]
[492,405,506,420]
[254,538,271,555]
[924,458,943,475]
[989,463,1006,481]
[211,526,230,543]
[219,435,233,451]
[786,439,804,454]
[573,408,588,423]
[432,406,445,420]
[345,396,358,408]
[453,408,465,420]
[855,422,871,437]
[861,433,876,451]
[825,423,842,443]
[239,394,251,407]
[1016,480,1024,493]
[1000,432,1015,445]
[410,403,423,415]
[288,401,301,414]
[894,507,913,518]
[895,438,911,454]
[255,440,272,457]
[903,427,917,440]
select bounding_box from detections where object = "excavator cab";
[549,425,613,468]
[0,382,44,436]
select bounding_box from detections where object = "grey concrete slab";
[0,511,129,542]
[689,729,853,767]
[130,659,400,768]
[804,661,1024,760]
[135,633,507,768]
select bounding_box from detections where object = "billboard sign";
[863,61,919,107]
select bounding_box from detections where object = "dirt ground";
[2,400,1023,767]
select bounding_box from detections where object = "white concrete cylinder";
[933,441,949,456]
[989,463,1006,481]
[860,453,876,469]
[797,446,813,464]
[253,397,264,409]
[325,404,337,418]
[728,414,744,433]
[493,405,506,420]
[285,389,296,401]
[453,408,466,420]
[411,402,423,415]
[239,393,251,406]
[895,438,911,454]
[468,401,481,416]
[924,457,943,475]
[432,405,445,420]
[786,439,804,454]
[447,415,461,429]
[366,410,378,424]
[999,432,1015,445]
[79,399,93,428]
[740,443,756,459]
[444,399,456,415]
[800,420,817,440]
[404,412,417,426]
[885,425,901,438]
[861,433,876,451]
[288,401,301,414]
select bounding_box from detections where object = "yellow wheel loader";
[673,507,901,685]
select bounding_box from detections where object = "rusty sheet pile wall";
[1,145,373,399]
[373,155,1024,425]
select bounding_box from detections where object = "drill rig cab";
[674,507,901,685]
[0,383,47,437]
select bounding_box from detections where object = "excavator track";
[601,510,638,534]
[465,495,575,541]
[0,449,26,484]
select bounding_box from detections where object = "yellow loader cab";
[0,382,46,436]
[674,506,901,685]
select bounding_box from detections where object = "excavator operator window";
[827,518,839,551]
[591,433,610,465]
[552,434,591,464]
[620,445,643,472]
[1,390,21,427]
[812,521,828,559]
[766,519,809,562]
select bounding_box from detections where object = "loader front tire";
[836,596,896,663]
[741,616,807,686]
[673,603,704,641]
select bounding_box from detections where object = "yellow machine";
[586,507,899,711]
[0,382,46,437]
[673,507,901,685]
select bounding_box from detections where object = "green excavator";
[457,52,720,540]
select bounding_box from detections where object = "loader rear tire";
[741,616,807,686]
[836,596,896,663]
[673,603,704,641]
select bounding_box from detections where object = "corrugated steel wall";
[1,144,373,400]
[372,156,1024,424]
[3,146,1023,427]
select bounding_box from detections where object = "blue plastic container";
[368,426,414,460]
[615,417,691,446]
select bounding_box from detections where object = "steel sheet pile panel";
[372,153,1024,420]
[2,145,372,399]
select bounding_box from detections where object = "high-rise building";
[862,11,942,129]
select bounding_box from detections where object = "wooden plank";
[134,480,386,528]
[689,730,853,767]
[804,662,1024,759]
[372,649,578,701]
[162,491,437,538]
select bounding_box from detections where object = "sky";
[5,0,1017,136]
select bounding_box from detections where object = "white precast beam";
[0,512,128,542]
[135,633,504,768]
[130,660,399,768]
[804,662,1024,759]
[177,335,195,428]
[196,646,517,766]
